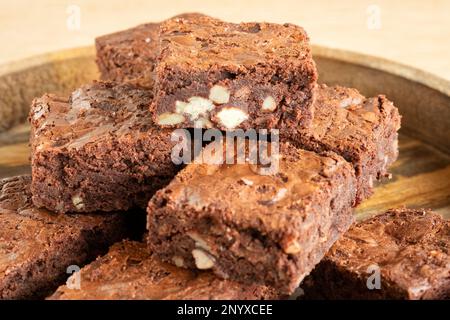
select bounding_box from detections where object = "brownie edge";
[0,175,140,300]
[301,208,450,300]
[147,140,356,294]
[29,81,179,213]
[285,84,401,204]
[48,240,279,300]
[95,13,208,87]
[151,14,317,131]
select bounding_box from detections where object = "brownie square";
[286,85,401,203]
[30,81,181,213]
[95,13,207,88]
[151,14,317,130]
[147,140,356,294]
[49,240,279,300]
[0,175,139,300]
[302,208,450,299]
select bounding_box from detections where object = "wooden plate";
[0,46,449,219]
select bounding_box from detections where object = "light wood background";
[1,0,449,80]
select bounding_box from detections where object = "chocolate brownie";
[151,14,317,130]
[147,139,356,294]
[96,13,206,88]
[286,85,401,203]
[30,81,184,213]
[0,175,140,300]
[96,23,158,88]
[49,240,279,300]
[301,208,450,300]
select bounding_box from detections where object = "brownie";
[285,85,401,203]
[301,208,450,300]
[151,14,317,131]
[95,13,206,88]
[147,139,356,294]
[0,175,140,300]
[49,240,279,300]
[96,22,158,88]
[30,81,183,213]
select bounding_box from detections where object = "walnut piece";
[156,112,186,125]
[216,107,248,129]
[175,100,188,114]
[209,85,230,104]
[172,256,185,268]
[192,249,215,269]
[262,96,277,112]
[339,97,362,108]
[283,239,302,254]
[188,232,211,251]
[72,195,84,210]
[176,97,215,121]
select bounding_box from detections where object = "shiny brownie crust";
[0,175,137,299]
[286,84,401,203]
[147,142,356,294]
[151,14,317,131]
[302,208,450,300]
[49,240,279,300]
[95,13,206,88]
[30,81,178,213]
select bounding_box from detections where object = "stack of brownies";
[1,13,449,300]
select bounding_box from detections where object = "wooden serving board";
[0,46,449,220]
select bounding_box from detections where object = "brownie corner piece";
[0,175,136,300]
[152,15,317,131]
[147,141,356,294]
[302,208,450,300]
[48,240,279,300]
[287,84,401,203]
[29,81,178,213]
